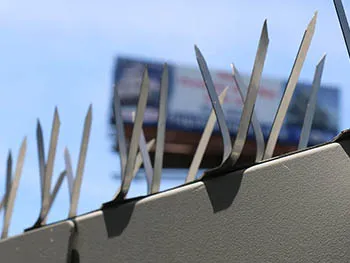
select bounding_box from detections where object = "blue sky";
[0,0,350,236]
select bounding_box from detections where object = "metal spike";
[0,151,12,212]
[230,20,269,165]
[298,54,326,150]
[36,120,45,204]
[116,68,150,200]
[113,84,128,181]
[1,137,27,239]
[186,87,228,183]
[3,151,12,215]
[333,0,350,58]
[263,12,317,160]
[151,64,169,194]
[231,64,265,162]
[43,170,67,224]
[195,45,232,162]
[69,105,92,218]
[64,148,74,200]
[39,108,60,225]
[131,112,153,194]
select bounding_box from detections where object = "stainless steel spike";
[36,120,45,204]
[151,64,169,194]
[263,12,317,160]
[64,147,74,200]
[1,137,27,239]
[38,108,60,225]
[69,105,92,218]
[44,170,67,224]
[185,87,228,183]
[229,20,269,165]
[3,151,12,214]
[114,84,128,180]
[231,64,265,162]
[333,0,350,58]
[298,54,326,150]
[116,68,150,200]
[131,112,153,194]
[0,152,12,212]
[195,46,232,163]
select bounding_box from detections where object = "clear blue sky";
[0,0,349,236]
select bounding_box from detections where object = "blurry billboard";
[113,56,339,141]
[110,56,340,168]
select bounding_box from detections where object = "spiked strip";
[334,0,350,58]
[263,12,317,160]
[115,68,150,200]
[298,54,326,149]
[151,64,169,194]
[131,111,153,194]
[231,64,265,162]
[229,20,269,166]
[114,84,128,180]
[69,105,92,218]
[1,137,27,239]
[195,46,232,162]
[185,87,228,183]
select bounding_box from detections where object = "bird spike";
[231,63,265,162]
[186,87,228,183]
[333,0,350,58]
[113,84,128,181]
[263,12,317,160]
[69,105,92,218]
[195,45,232,163]
[113,68,150,201]
[298,54,326,150]
[228,19,269,166]
[151,63,169,194]
[1,137,27,239]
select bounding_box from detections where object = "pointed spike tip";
[194,45,201,57]
[53,107,61,124]
[309,11,318,27]
[86,104,93,120]
[318,53,327,64]
[262,20,270,43]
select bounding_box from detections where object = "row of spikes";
[3,4,347,238]
[108,11,326,205]
[0,106,92,238]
